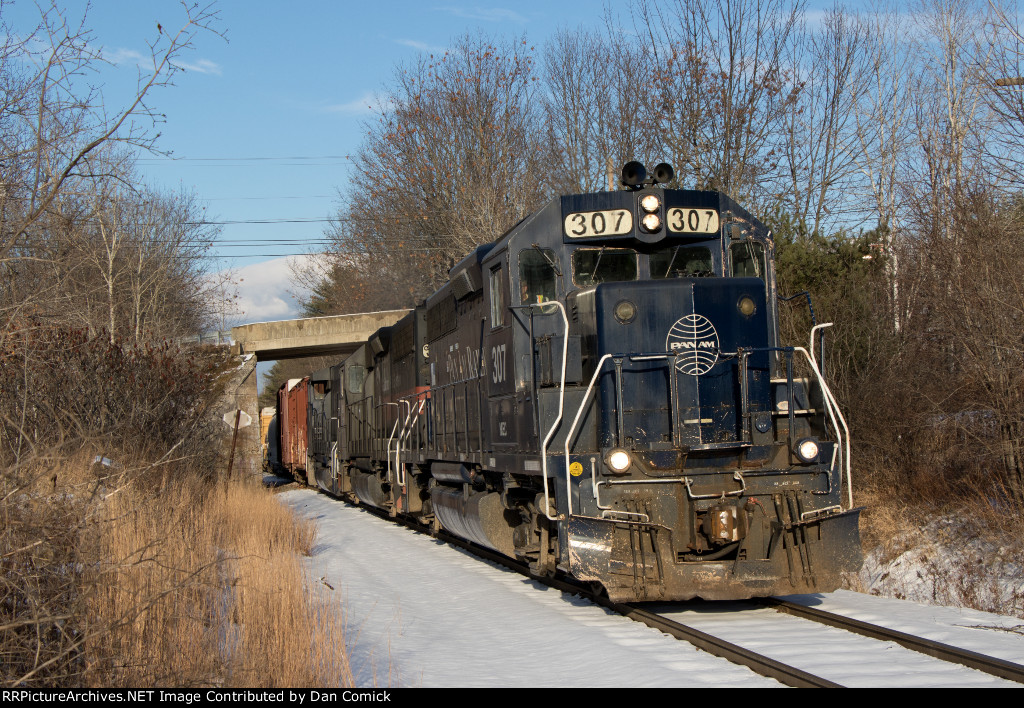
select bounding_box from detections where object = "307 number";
[564,209,633,238]
[667,208,720,235]
[491,344,506,384]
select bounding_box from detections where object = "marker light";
[614,300,637,324]
[738,296,756,317]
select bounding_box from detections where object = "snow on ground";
[858,516,1024,618]
[784,591,1024,664]
[280,487,1024,688]
[652,594,1024,687]
[281,488,777,688]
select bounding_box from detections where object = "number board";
[667,208,720,235]
[564,209,633,238]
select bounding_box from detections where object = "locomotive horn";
[653,162,675,184]
[621,161,647,188]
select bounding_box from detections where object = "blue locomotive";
[290,162,862,601]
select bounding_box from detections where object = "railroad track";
[287,486,1024,687]
[757,597,1024,684]
[434,529,1024,687]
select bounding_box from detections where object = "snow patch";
[859,517,1024,618]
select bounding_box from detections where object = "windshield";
[650,246,715,278]
[572,248,638,288]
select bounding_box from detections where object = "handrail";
[394,399,412,487]
[791,346,852,509]
[514,300,569,522]
[395,399,426,487]
[810,322,833,372]
[384,402,401,484]
[564,353,614,518]
[330,441,339,486]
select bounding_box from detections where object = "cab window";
[730,241,766,282]
[489,266,504,327]
[347,365,366,394]
[572,248,637,288]
[519,249,558,304]
[651,246,714,278]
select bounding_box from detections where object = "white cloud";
[215,255,318,326]
[102,47,146,66]
[435,5,528,24]
[102,45,221,76]
[324,91,393,115]
[174,58,223,75]
[395,38,448,53]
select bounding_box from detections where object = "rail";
[760,597,1024,684]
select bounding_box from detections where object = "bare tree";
[903,0,993,240]
[976,1,1024,186]
[335,34,545,303]
[779,6,875,236]
[0,1,222,270]
[635,0,805,210]
[539,25,655,194]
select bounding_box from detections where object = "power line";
[181,215,432,226]
[185,217,336,225]
[136,155,356,162]
[204,195,336,201]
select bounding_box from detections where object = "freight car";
[278,162,862,602]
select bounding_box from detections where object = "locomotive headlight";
[641,213,662,232]
[795,437,820,463]
[605,448,632,473]
[640,194,661,213]
[614,300,636,324]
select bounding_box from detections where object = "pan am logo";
[666,314,720,375]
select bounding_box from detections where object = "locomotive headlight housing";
[795,437,820,463]
[640,194,661,213]
[641,213,662,232]
[614,299,637,324]
[605,448,632,474]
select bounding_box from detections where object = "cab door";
[483,258,516,449]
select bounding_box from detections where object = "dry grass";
[851,485,922,566]
[2,454,350,687]
[850,473,1024,617]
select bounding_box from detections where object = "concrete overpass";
[231,309,411,361]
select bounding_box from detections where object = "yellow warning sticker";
[569,461,584,477]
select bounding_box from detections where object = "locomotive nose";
[582,277,770,452]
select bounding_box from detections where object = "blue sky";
[7,1,619,322]
[8,0,854,324]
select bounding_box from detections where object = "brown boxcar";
[277,377,309,480]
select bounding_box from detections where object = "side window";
[730,241,766,282]
[519,249,558,304]
[347,365,365,394]
[489,266,504,328]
